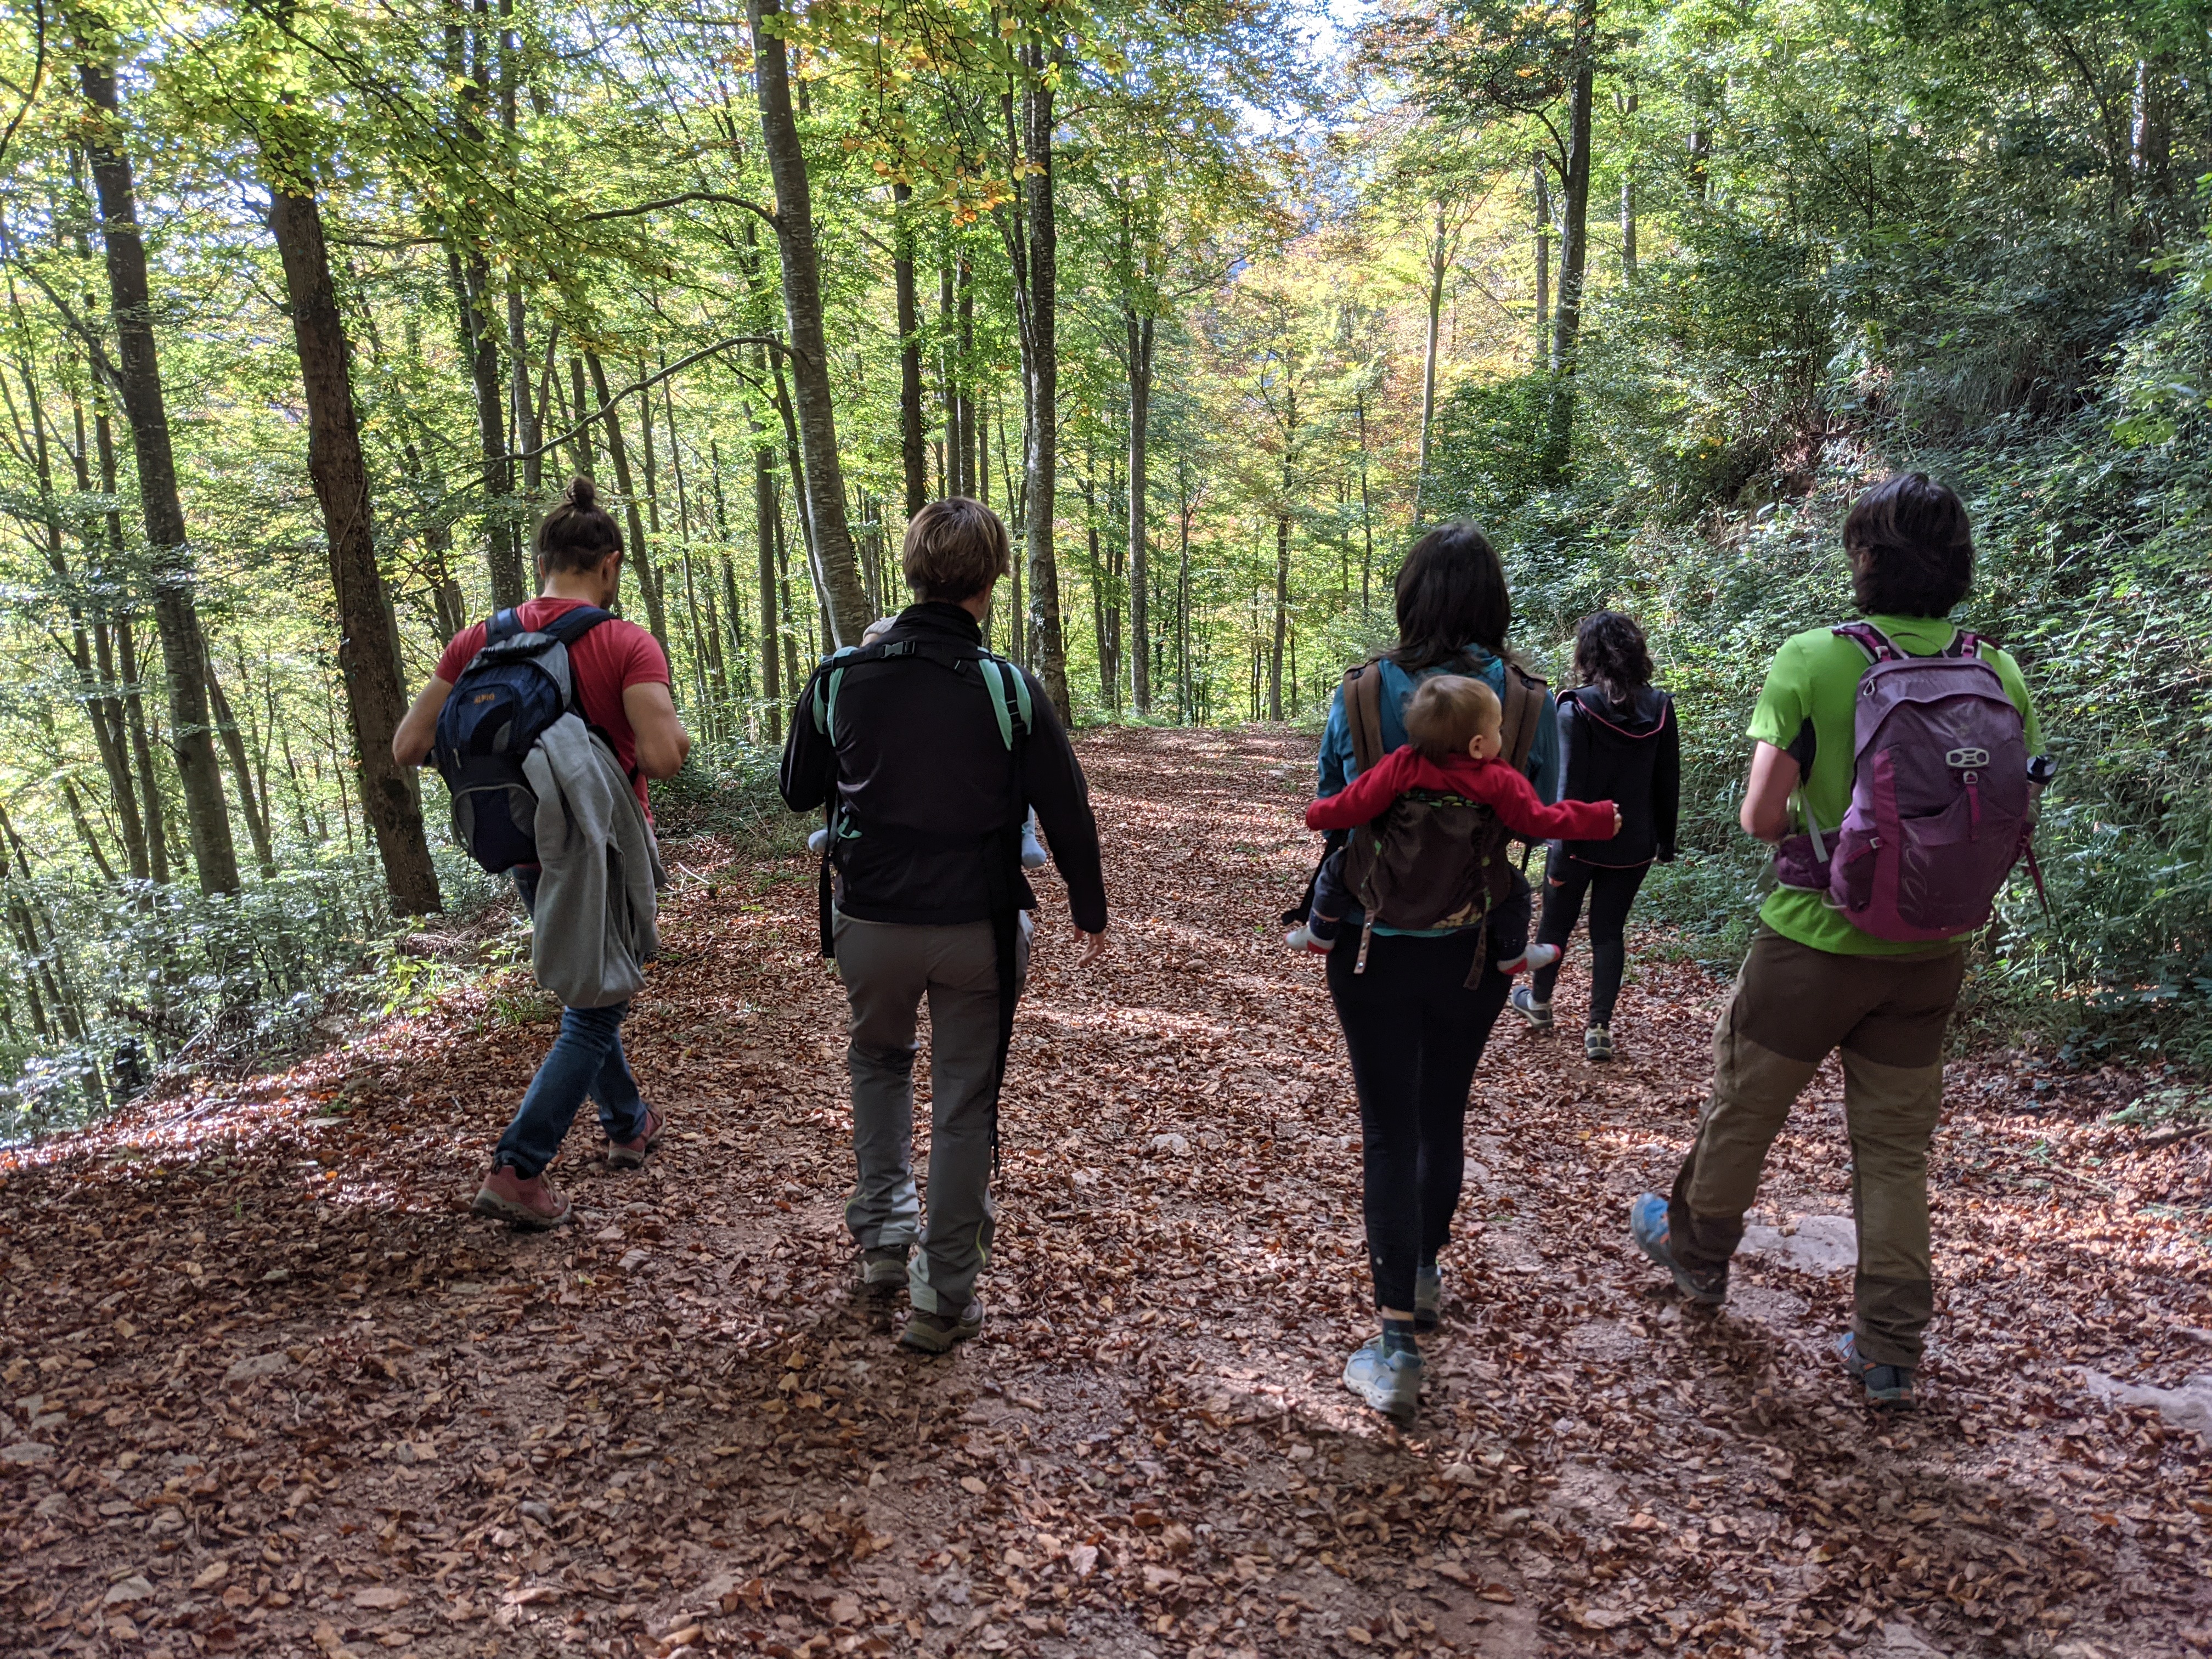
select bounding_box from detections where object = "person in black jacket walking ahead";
[780,498,1109,1352]
[1511,612,1679,1060]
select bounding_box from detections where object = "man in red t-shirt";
[393,478,690,1229]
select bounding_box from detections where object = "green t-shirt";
[1747,615,2045,957]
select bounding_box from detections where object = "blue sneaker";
[1835,1331,1916,1409]
[1629,1193,1727,1305]
[1342,1336,1423,1423]
[1414,1262,1441,1334]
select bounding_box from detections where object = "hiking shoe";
[1836,1331,1917,1409]
[472,1164,573,1231]
[1510,986,1554,1030]
[1414,1261,1442,1335]
[1585,1024,1615,1062]
[861,1245,911,1291]
[1342,1336,1423,1423]
[1628,1193,1726,1305]
[606,1106,665,1171]
[899,1300,983,1353]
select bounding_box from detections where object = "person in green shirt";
[1627,473,2045,1409]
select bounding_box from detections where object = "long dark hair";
[1389,520,1511,672]
[1575,611,1654,707]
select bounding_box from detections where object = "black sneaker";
[1836,1331,1916,1408]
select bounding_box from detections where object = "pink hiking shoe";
[472,1164,573,1231]
[606,1106,665,1171]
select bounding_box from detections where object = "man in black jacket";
[780,498,1109,1352]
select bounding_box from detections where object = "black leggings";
[1530,850,1650,1026]
[1327,910,1517,1315]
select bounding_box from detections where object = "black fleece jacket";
[777,602,1108,933]
[1555,685,1680,867]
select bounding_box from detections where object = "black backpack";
[431,607,614,873]
[1310,655,1547,983]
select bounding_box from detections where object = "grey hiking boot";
[1836,1331,1916,1409]
[1629,1193,1727,1305]
[1414,1261,1442,1334]
[1585,1024,1615,1062]
[899,1300,983,1354]
[1510,986,1554,1030]
[1342,1336,1423,1423]
[861,1245,910,1291]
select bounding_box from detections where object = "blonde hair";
[1403,674,1499,762]
[902,498,1012,603]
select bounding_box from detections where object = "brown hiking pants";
[1667,924,1963,1368]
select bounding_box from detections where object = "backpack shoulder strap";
[1948,630,1984,661]
[540,605,615,647]
[1832,621,1904,663]
[484,609,520,646]
[1342,661,1386,775]
[1500,662,1547,774]
[974,652,1030,752]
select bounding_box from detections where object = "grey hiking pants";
[833,910,1029,1315]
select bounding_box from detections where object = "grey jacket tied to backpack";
[521,714,664,1008]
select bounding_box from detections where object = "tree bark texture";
[1125,303,1153,715]
[268,182,444,913]
[1415,199,1448,525]
[1546,0,1597,476]
[75,35,241,895]
[1002,44,1070,716]
[585,353,672,653]
[747,0,870,646]
[750,351,784,746]
[893,184,928,515]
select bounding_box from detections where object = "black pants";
[1326,899,1520,1315]
[1530,850,1650,1027]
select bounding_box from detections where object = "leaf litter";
[0,726,2207,1658]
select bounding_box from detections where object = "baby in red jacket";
[1292,673,1622,962]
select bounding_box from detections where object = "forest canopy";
[1,0,2207,1133]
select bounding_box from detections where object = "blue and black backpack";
[432,607,614,873]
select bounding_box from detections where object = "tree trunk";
[957,257,977,495]
[1269,511,1290,722]
[1533,155,1552,363]
[1545,0,1596,476]
[204,654,275,876]
[750,351,783,746]
[1620,91,1639,279]
[1126,302,1153,715]
[568,356,596,482]
[116,616,168,885]
[746,0,870,646]
[1356,391,1374,609]
[585,352,671,652]
[893,183,928,515]
[1000,43,1071,716]
[1415,199,1449,525]
[74,29,241,896]
[268,178,443,913]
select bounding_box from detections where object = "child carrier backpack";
[1334,654,1547,978]
[432,606,614,874]
[1772,622,2034,941]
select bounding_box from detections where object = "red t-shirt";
[434,597,668,810]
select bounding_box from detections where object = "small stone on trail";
[1148,1133,1188,1155]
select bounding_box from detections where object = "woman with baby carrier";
[1510,611,1680,1062]
[1304,521,1568,1424]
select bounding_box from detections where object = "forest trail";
[2,726,2208,1659]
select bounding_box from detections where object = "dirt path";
[2,726,2208,1659]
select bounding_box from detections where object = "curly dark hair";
[1574,611,1654,707]
[1843,472,1974,618]
[1389,520,1512,672]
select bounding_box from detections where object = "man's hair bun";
[566,477,598,512]
[538,475,621,573]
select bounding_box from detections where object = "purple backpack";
[1773,623,2032,942]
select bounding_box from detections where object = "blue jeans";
[495,869,650,1178]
